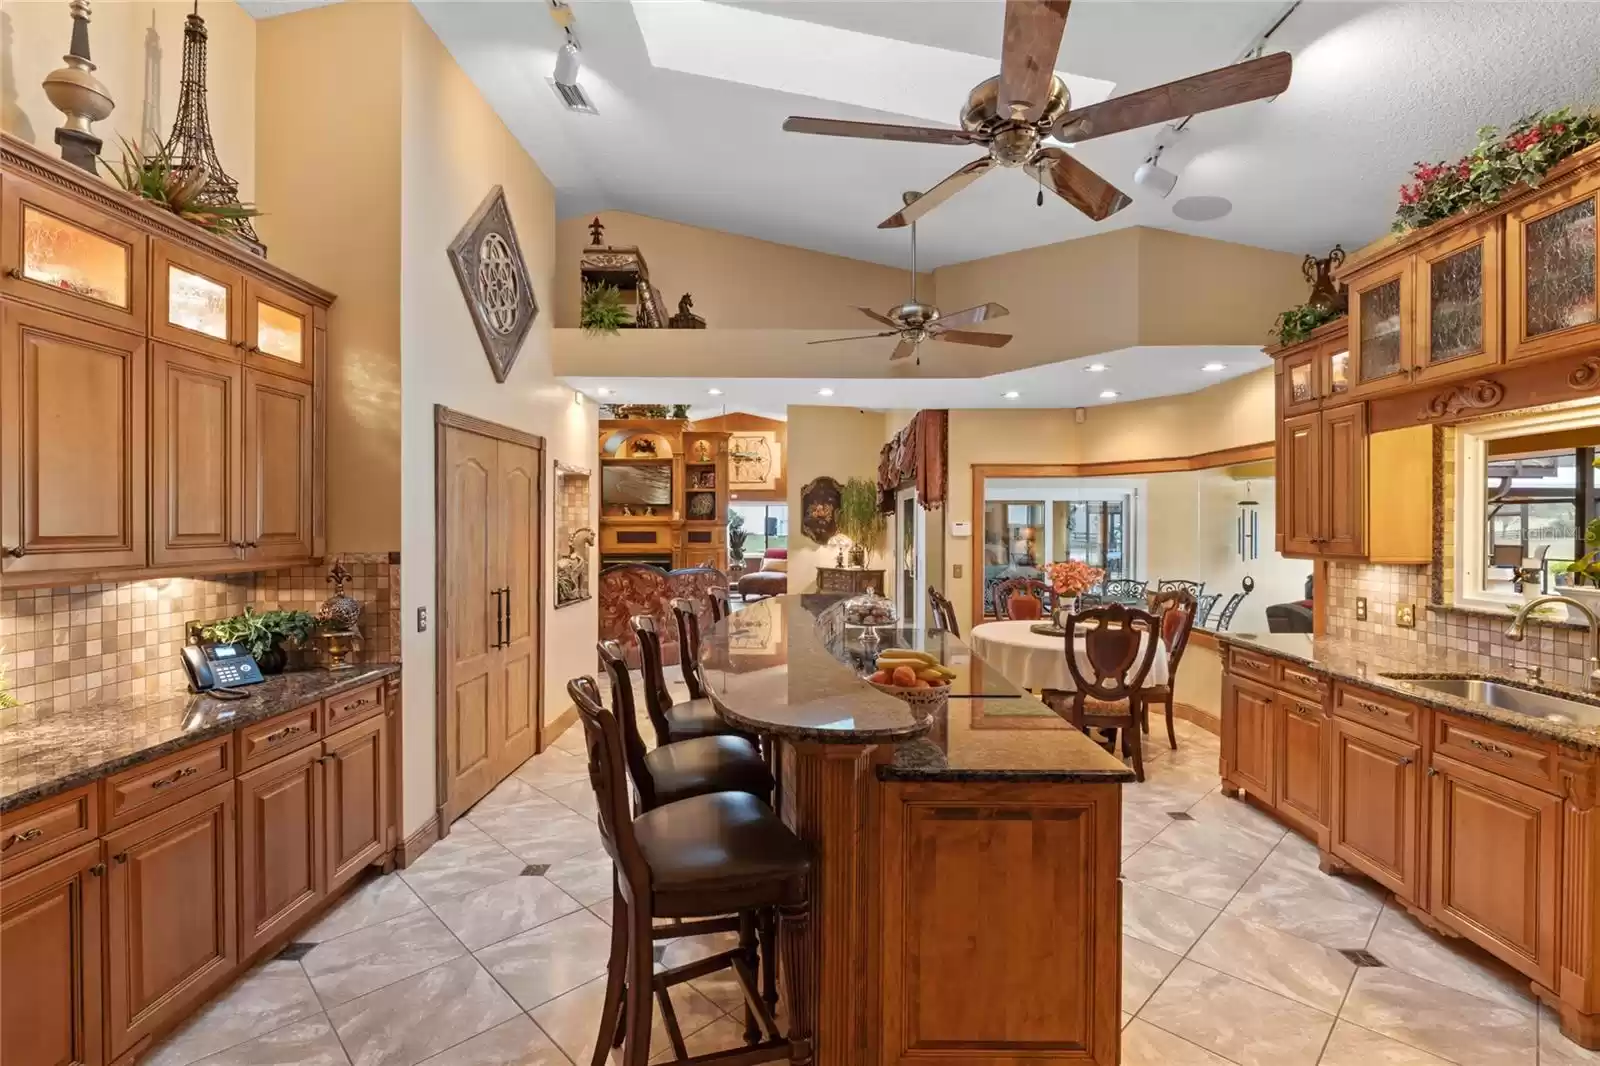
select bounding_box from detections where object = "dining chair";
[1214,590,1250,631]
[1100,578,1147,603]
[709,587,731,623]
[1137,592,1196,750]
[1157,578,1206,598]
[928,587,960,637]
[1194,593,1221,628]
[992,578,1051,621]
[1057,602,1160,782]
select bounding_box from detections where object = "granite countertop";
[0,665,400,813]
[1214,632,1600,752]
[880,692,1135,783]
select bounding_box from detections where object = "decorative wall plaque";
[554,462,593,609]
[800,476,842,544]
[447,186,539,383]
[729,432,780,492]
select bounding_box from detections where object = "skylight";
[629,0,1115,126]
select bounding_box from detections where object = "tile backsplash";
[1325,561,1590,690]
[0,555,399,726]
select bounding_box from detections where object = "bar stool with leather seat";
[568,676,813,1066]
[632,614,751,745]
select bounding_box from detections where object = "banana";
[874,649,938,666]
[915,666,954,682]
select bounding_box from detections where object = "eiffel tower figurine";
[166,1,260,251]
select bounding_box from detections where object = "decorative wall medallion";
[1416,378,1505,421]
[1570,356,1600,391]
[800,476,843,544]
[447,186,538,383]
[729,432,780,492]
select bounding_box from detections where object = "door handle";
[499,587,511,647]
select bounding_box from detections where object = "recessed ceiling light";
[707,388,723,396]
[1099,390,1119,399]
[595,387,613,396]
[1003,390,1020,399]
[817,388,834,397]
[1201,362,1227,372]
[1085,363,1108,373]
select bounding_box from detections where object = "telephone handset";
[181,642,265,694]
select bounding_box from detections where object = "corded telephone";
[181,642,265,693]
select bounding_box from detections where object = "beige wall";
[1135,229,1312,347]
[1074,367,1276,463]
[2,1,255,201]
[398,5,597,836]
[255,2,402,554]
[555,210,922,330]
[784,406,891,595]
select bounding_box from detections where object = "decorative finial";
[42,0,114,173]
[1302,245,1347,313]
[588,217,605,247]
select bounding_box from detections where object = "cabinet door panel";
[104,782,236,1060]
[0,173,147,332]
[151,344,243,566]
[0,841,104,1066]
[244,280,314,383]
[1280,412,1321,556]
[1276,698,1326,832]
[243,369,313,562]
[1321,404,1367,558]
[1330,718,1420,902]
[325,714,389,893]
[1279,343,1321,416]
[441,424,500,823]
[1506,169,1600,361]
[1414,221,1502,381]
[238,748,324,957]
[1429,754,1559,987]
[1350,265,1413,397]
[150,240,244,362]
[1227,677,1276,800]
[1,302,146,573]
[494,440,541,774]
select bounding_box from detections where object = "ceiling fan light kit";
[782,1,1292,229]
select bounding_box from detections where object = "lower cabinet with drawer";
[0,673,400,1066]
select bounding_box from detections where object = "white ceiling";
[565,344,1269,420]
[404,0,1600,268]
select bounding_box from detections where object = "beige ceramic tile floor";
[145,681,1600,1066]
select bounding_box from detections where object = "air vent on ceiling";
[548,78,597,115]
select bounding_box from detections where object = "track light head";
[554,39,582,88]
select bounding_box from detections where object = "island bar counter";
[699,596,1134,1066]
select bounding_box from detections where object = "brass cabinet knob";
[90,862,107,877]
[3,545,25,558]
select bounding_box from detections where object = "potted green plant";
[203,607,319,674]
[101,136,262,240]
[1270,302,1344,347]
[837,478,885,569]
[581,282,632,335]
[727,511,749,574]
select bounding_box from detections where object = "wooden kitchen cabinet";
[150,239,244,363]
[0,301,146,575]
[103,782,236,1061]
[1428,752,1560,987]
[1329,716,1421,904]
[1349,261,1414,397]
[237,747,324,958]
[1275,696,1327,837]
[1412,218,1503,382]
[1224,677,1277,800]
[0,841,104,1066]
[150,344,244,567]
[243,368,314,562]
[324,713,390,894]
[244,278,314,383]
[1505,166,1600,362]
[1320,404,1367,557]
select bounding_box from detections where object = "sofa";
[598,564,727,667]
[736,548,788,601]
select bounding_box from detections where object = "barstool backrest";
[928,587,960,637]
[567,676,648,890]
[1062,602,1160,703]
[669,597,709,700]
[595,639,660,810]
[708,586,730,623]
[630,614,676,748]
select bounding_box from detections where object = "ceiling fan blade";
[1027,147,1131,221]
[808,331,901,346]
[879,158,996,229]
[935,302,1010,329]
[890,338,919,362]
[1053,51,1292,143]
[933,329,1013,348]
[783,116,977,146]
[857,306,901,327]
[999,0,1072,123]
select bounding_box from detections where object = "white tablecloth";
[969,620,1169,694]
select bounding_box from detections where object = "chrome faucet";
[1506,595,1600,693]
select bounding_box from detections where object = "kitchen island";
[701,595,1133,1066]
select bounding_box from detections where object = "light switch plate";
[417,606,429,632]
[952,563,963,579]
[1355,597,1367,621]
[1396,603,1416,628]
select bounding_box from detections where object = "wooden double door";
[439,410,543,823]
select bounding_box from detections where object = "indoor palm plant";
[581,282,632,335]
[100,136,262,240]
[837,478,885,568]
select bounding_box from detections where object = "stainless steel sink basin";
[1383,675,1600,729]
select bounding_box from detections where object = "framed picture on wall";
[729,432,780,492]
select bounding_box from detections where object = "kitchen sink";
[1383,675,1600,730]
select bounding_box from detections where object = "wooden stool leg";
[779,895,814,1066]
[739,910,760,1045]
[623,900,655,1066]
[1130,723,1146,783]
[759,907,779,1016]
[593,878,628,1066]
[1164,694,1177,751]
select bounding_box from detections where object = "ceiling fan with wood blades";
[809,193,1012,364]
[783,0,1292,229]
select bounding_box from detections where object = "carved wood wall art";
[729,431,780,492]
[447,185,539,383]
[1571,357,1600,391]
[1416,379,1507,421]
[1366,350,1600,433]
[800,476,843,544]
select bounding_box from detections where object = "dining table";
[968,619,1170,694]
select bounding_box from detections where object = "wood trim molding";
[1367,349,1600,433]
[1173,702,1220,736]
[1,133,336,307]
[1188,630,1222,652]
[397,816,440,869]
[542,704,579,751]
[434,405,548,452]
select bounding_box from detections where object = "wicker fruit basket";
[868,679,949,720]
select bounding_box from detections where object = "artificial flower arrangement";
[1393,108,1600,233]
[1043,559,1105,599]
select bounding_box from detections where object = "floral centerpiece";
[1043,559,1105,627]
[1392,108,1600,233]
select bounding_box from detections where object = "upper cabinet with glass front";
[244,279,314,382]
[1274,319,1350,417]
[1413,217,1502,383]
[0,173,147,332]
[1506,167,1600,362]
[1347,261,1414,397]
[151,238,244,361]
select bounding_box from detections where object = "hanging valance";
[877,410,948,512]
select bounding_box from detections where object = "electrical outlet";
[417,606,429,632]
[1355,597,1367,622]
[1396,603,1416,628]
[952,563,963,579]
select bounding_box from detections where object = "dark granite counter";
[700,595,1131,782]
[1215,632,1600,752]
[0,665,400,813]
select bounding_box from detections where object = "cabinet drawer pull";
[90,862,106,876]
[1398,756,1414,766]
[1350,698,1389,718]
[4,267,23,280]
[3,827,46,849]
[1236,656,1270,674]
[1288,673,1322,690]
[1291,702,1319,718]
[264,724,304,744]
[3,545,25,558]
[1427,766,1439,777]
[113,852,128,864]
[151,765,199,789]
[1466,736,1515,759]
[340,697,373,712]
